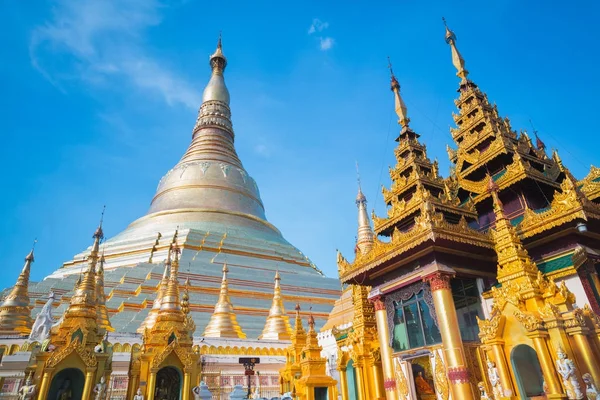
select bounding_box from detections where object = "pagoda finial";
[203,32,230,105]
[442,17,469,83]
[0,246,35,335]
[487,175,504,216]
[95,249,114,332]
[259,270,292,340]
[137,242,173,333]
[355,163,374,255]
[387,57,410,129]
[203,249,246,338]
[529,120,546,151]
[160,241,183,314]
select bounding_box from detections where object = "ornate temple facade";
[334,21,600,400]
[0,37,340,400]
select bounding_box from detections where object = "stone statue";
[192,381,212,400]
[18,375,36,400]
[556,346,584,400]
[56,379,72,400]
[93,376,107,400]
[583,373,600,400]
[415,372,435,394]
[28,292,55,342]
[478,382,490,400]
[156,379,168,400]
[281,393,293,400]
[133,388,144,400]
[487,359,503,400]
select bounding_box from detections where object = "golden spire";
[138,242,173,333]
[203,263,246,338]
[0,243,35,335]
[203,32,230,104]
[488,177,539,284]
[388,57,410,129]
[182,278,191,315]
[159,243,183,316]
[259,271,292,340]
[291,302,306,342]
[355,163,374,254]
[442,17,469,83]
[95,251,114,332]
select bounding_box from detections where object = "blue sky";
[1,0,599,284]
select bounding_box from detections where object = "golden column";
[528,334,563,398]
[183,370,191,400]
[424,272,474,400]
[370,296,398,400]
[487,340,514,396]
[570,329,600,386]
[372,351,385,400]
[147,369,157,400]
[363,355,375,399]
[82,368,96,400]
[36,369,53,400]
[354,358,367,400]
[338,365,349,400]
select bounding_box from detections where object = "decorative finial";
[94,205,106,240]
[442,18,469,83]
[308,306,315,329]
[295,303,301,315]
[222,263,229,275]
[487,175,504,215]
[356,162,366,204]
[26,239,37,261]
[387,57,410,129]
[530,119,546,151]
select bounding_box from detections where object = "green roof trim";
[492,169,506,181]
[536,253,573,274]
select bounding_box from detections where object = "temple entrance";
[346,360,358,400]
[511,344,545,399]
[155,366,181,400]
[47,368,85,400]
[410,356,436,400]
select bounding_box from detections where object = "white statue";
[486,359,503,400]
[28,292,55,342]
[192,381,212,400]
[583,373,600,400]
[93,376,107,400]
[133,388,144,400]
[229,385,246,400]
[556,346,584,400]
[18,375,36,400]
[282,392,293,400]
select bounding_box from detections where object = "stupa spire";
[0,243,35,335]
[442,17,470,84]
[259,271,292,340]
[95,251,114,331]
[138,241,173,333]
[388,57,410,129]
[203,263,246,338]
[159,243,183,315]
[355,163,374,255]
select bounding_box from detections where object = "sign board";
[238,357,260,365]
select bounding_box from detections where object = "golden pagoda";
[0,247,34,335]
[95,252,113,332]
[202,263,246,338]
[294,311,338,400]
[32,222,112,400]
[136,243,199,400]
[259,271,293,340]
[280,304,308,395]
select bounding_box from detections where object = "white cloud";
[308,18,329,35]
[30,0,201,109]
[319,37,335,51]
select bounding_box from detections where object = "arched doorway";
[155,366,181,400]
[47,368,85,400]
[346,360,358,400]
[511,344,545,399]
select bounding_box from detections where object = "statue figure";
[478,382,490,400]
[281,393,293,400]
[582,373,600,400]
[229,384,246,400]
[18,375,36,400]
[487,359,503,400]
[415,371,435,394]
[133,388,144,400]
[155,379,168,400]
[556,346,584,400]
[29,292,55,342]
[93,376,107,400]
[192,381,212,400]
[56,379,72,400]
